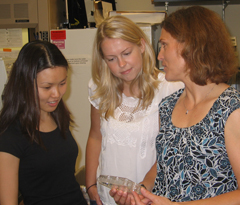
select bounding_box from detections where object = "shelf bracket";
[165,1,169,13]
[222,0,230,21]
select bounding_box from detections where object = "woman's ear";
[140,38,146,53]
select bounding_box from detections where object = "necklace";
[183,84,216,115]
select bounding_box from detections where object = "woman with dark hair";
[0,41,87,205]
[111,6,240,205]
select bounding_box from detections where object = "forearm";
[85,135,101,188]
[179,189,240,205]
[141,161,157,191]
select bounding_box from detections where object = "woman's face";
[158,28,187,82]
[37,66,67,117]
[101,37,145,85]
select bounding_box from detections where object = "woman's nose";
[52,87,60,97]
[118,57,126,68]
[157,47,164,61]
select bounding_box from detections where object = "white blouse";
[88,72,184,205]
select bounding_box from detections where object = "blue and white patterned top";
[152,86,240,202]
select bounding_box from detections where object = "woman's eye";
[162,43,166,48]
[124,52,131,56]
[106,58,114,62]
[44,87,51,90]
[60,82,66,86]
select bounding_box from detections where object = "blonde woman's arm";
[85,105,102,205]
[140,161,157,191]
[0,152,20,205]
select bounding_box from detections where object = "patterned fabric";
[152,86,240,202]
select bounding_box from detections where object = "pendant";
[186,110,189,114]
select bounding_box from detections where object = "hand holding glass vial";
[97,175,142,194]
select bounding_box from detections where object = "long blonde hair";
[91,15,160,119]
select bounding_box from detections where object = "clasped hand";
[110,187,174,205]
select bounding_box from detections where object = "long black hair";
[0,40,73,144]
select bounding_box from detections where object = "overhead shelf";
[152,0,239,21]
[152,0,238,4]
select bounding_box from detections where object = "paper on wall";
[0,29,23,48]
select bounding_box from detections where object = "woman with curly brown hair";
[111,6,240,205]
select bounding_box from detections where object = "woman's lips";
[121,68,132,75]
[48,100,58,107]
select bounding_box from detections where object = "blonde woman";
[85,15,184,205]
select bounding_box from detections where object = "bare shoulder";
[225,107,240,138]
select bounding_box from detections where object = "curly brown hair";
[161,6,238,85]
